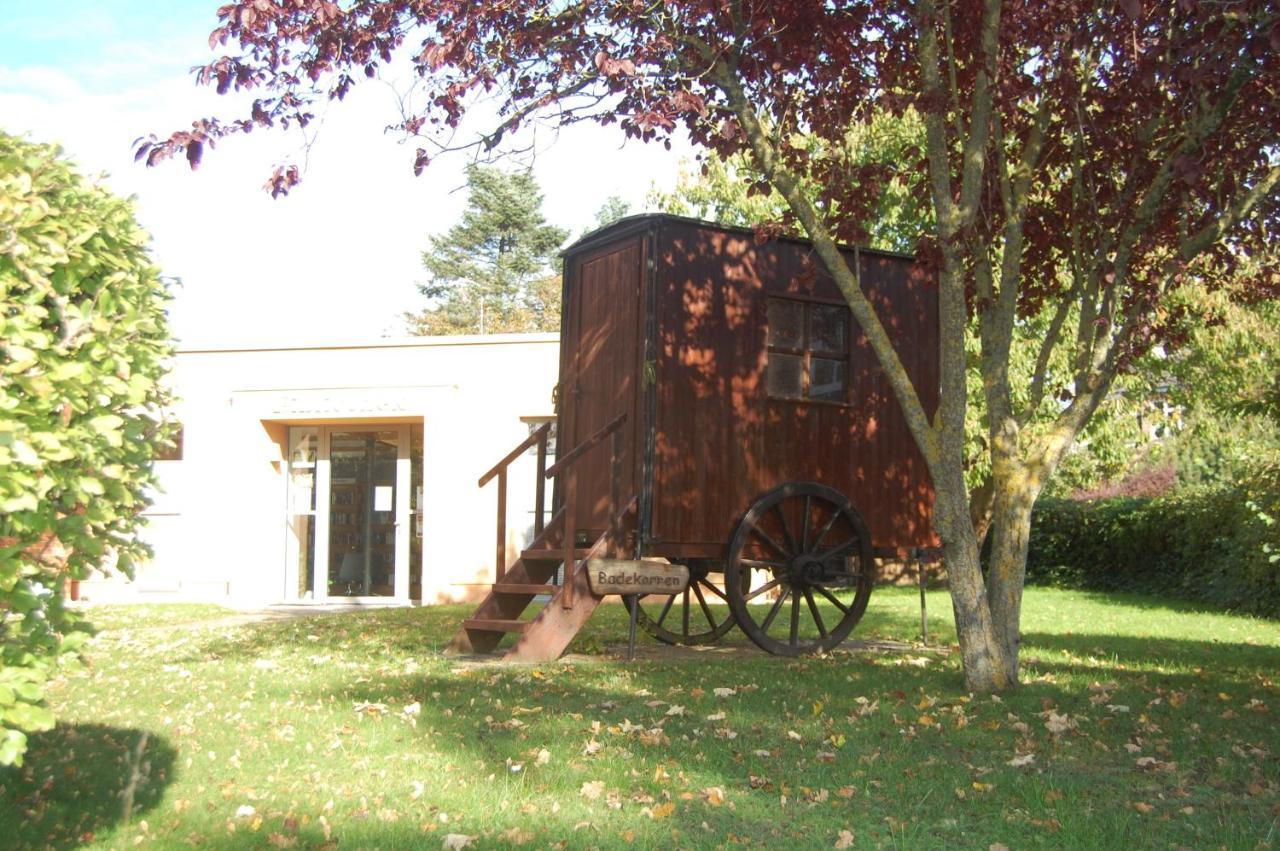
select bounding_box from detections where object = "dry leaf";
[500,827,534,846]
[535,748,551,765]
[1132,802,1154,814]
[714,688,736,698]
[989,844,1010,851]
[665,705,686,717]
[706,712,726,722]
[649,802,675,819]
[703,787,726,806]
[1007,753,1036,767]
[834,829,856,848]
[441,835,475,850]
[581,780,605,800]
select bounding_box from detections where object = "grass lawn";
[2,588,1278,849]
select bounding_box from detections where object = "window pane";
[809,357,846,402]
[810,305,847,354]
[768,352,804,398]
[767,299,803,349]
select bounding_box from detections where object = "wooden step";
[521,548,591,562]
[493,583,560,596]
[461,618,531,634]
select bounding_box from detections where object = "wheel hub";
[789,554,827,586]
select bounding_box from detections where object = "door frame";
[286,423,411,604]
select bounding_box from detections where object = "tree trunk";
[933,465,1018,692]
[985,477,1038,666]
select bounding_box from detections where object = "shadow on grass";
[0,723,177,849]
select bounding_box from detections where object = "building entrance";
[285,424,414,602]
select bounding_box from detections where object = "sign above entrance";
[234,385,454,419]
[586,558,689,596]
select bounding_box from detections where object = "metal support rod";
[627,595,639,661]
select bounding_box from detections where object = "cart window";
[766,297,850,403]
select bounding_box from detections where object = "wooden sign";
[587,558,689,596]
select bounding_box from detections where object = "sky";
[0,0,692,346]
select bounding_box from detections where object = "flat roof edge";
[177,331,560,355]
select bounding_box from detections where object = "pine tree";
[406,165,568,335]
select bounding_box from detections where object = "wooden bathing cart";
[449,214,939,661]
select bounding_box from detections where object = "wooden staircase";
[447,414,633,663]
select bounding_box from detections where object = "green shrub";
[0,133,173,765]
[1027,464,1280,617]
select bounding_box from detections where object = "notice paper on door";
[374,486,393,512]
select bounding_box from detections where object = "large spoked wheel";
[626,560,740,646]
[725,482,876,656]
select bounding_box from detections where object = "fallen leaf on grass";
[665,705,686,717]
[500,827,534,845]
[646,802,675,819]
[535,748,551,765]
[581,780,605,800]
[834,829,855,848]
[706,712,726,722]
[703,787,725,806]
[714,688,736,698]
[441,835,474,850]
[1007,753,1036,767]
[990,844,1010,851]
[1131,802,1154,814]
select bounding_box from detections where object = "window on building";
[766,298,850,403]
[523,417,557,458]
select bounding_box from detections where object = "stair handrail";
[542,412,628,609]
[542,412,626,479]
[478,420,553,581]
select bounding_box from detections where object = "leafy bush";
[0,133,173,765]
[1027,463,1280,617]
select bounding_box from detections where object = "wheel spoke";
[681,587,691,637]
[800,495,812,551]
[813,584,850,614]
[760,588,789,634]
[810,507,842,550]
[789,589,801,646]
[819,535,862,561]
[744,576,782,602]
[699,578,729,602]
[774,504,798,555]
[692,581,718,629]
[655,594,676,627]
[804,588,829,639]
[750,524,791,559]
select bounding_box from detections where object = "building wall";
[80,333,559,607]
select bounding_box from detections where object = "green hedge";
[1026,464,1280,616]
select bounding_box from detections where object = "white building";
[80,333,559,607]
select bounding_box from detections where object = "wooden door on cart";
[561,237,642,532]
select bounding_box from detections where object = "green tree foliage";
[406,165,568,336]
[0,132,173,765]
[593,195,632,230]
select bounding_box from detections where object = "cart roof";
[561,212,917,262]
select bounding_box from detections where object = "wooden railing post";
[534,428,548,538]
[562,467,576,609]
[495,467,508,581]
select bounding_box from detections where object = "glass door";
[326,429,402,598]
[285,424,411,602]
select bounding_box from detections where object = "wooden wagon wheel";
[625,560,741,646]
[724,482,876,656]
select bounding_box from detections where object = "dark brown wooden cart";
[449,214,938,661]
